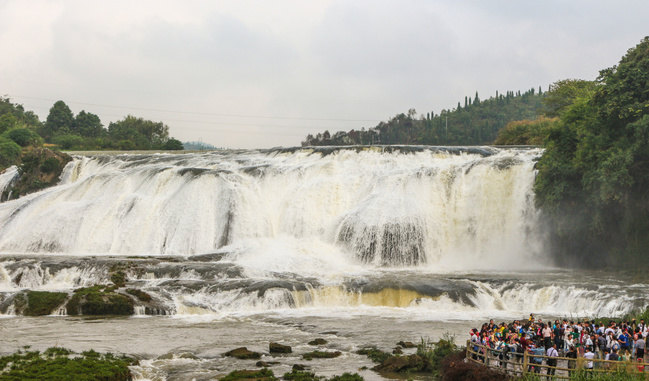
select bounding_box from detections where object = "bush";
[4,127,42,147]
[40,157,60,173]
[52,134,84,150]
[0,137,21,168]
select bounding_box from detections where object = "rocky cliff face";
[1,147,71,201]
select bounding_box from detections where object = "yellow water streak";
[292,286,434,308]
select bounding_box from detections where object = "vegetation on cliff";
[534,36,649,265]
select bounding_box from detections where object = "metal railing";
[466,340,648,379]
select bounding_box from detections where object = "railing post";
[523,350,528,375]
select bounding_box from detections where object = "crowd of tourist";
[469,314,647,374]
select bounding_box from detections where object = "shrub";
[5,127,42,147]
[0,137,21,168]
[40,157,60,173]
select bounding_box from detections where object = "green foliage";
[416,334,459,374]
[52,134,85,149]
[0,137,22,168]
[283,370,322,381]
[163,138,184,150]
[302,351,342,360]
[0,347,135,380]
[0,113,17,134]
[355,347,391,364]
[66,285,134,316]
[5,127,42,147]
[328,373,363,381]
[493,117,558,145]
[534,36,649,265]
[221,368,276,381]
[40,157,60,174]
[111,271,127,287]
[303,88,544,146]
[24,291,67,316]
[44,100,74,138]
[74,110,104,137]
[542,79,598,117]
[108,115,169,149]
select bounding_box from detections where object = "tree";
[534,36,649,265]
[74,110,104,137]
[542,79,597,117]
[44,101,74,138]
[108,115,170,149]
[163,138,183,150]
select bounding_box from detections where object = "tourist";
[634,333,645,361]
[546,343,559,376]
[584,347,595,371]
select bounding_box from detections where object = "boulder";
[224,347,262,360]
[269,342,292,354]
[308,338,327,346]
[396,341,417,348]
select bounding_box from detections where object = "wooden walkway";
[466,340,649,379]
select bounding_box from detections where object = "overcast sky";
[1,1,647,148]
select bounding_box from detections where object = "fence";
[466,340,649,379]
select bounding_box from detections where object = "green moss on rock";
[302,351,341,361]
[0,347,136,380]
[221,368,276,381]
[24,291,67,316]
[66,285,134,316]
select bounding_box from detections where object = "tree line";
[302,88,545,147]
[0,98,184,151]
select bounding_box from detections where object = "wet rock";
[256,361,280,367]
[302,351,341,360]
[157,353,174,360]
[224,347,262,360]
[220,368,276,381]
[308,338,327,346]
[179,352,199,360]
[269,342,292,354]
[396,341,416,348]
[392,347,403,355]
[373,354,424,373]
[292,364,308,371]
[66,285,134,315]
[125,288,152,302]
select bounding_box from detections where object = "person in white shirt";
[583,347,595,370]
[546,343,559,376]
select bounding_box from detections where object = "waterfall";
[0,147,544,269]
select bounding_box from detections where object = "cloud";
[1,0,648,148]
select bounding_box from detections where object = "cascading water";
[0,147,542,265]
[0,147,645,321]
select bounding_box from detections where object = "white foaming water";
[0,166,19,197]
[0,147,544,272]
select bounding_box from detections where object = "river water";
[0,147,646,380]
